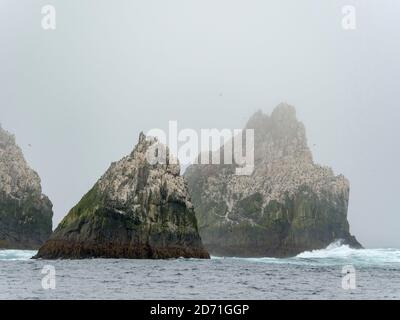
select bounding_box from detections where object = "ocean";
[0,241,399,299]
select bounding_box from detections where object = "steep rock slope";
[0,125,53,249]
[35,133,209,259]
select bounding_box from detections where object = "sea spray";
[0,250,37,260]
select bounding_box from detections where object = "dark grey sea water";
[0,242,399,299]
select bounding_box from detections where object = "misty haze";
[0,0,399,301]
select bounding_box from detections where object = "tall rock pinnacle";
[0,125,53,249]
[35,133,209,259]
[185,103,361,257]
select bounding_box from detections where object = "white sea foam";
[296,240,354,259]
[295,240,400,265]
[2,242,400,266]
[212,240,400,266]
[0,250,37,260]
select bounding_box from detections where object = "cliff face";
[35,133,209,259]
[0,125,53,249]
[185,103,361,257]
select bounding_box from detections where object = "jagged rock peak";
[0,125,53,249]
[271,102,297,119]
[246,102,297,128]
[185,103,361,257]
[98,133,184,208]
[35,133,209,259]
[244,103,312,170]
[0,125,42,197]
[0,124,16,145]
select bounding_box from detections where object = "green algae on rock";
[35,133,209,259]
[0,125,53,249]
[185,103,361,257]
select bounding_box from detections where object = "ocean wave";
[2,242,400,266]
[0,250,37,261]
[295,240,400,265]
[213,240,400,266]
[296,240,354,258]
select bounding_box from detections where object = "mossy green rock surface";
[35,133,209,259]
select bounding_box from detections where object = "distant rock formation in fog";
[185,103,361,257]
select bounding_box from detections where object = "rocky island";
[0,125,53,249]
[185,103,361,257]
[35,133,209,259]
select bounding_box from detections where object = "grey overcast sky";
[0,0,399,248]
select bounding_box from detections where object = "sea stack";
[0,125,53,249]
[35,133,209,259]
[185,103,361,257]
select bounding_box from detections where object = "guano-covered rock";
[0,125,53,249]
[35,133,209,259]
[185,103,361,257]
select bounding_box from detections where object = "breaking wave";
[217,240,400,266]
[0,250,37,260]
[1,241,400,267]
[294,240,400,265]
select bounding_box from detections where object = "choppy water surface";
[0,242,399,299]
